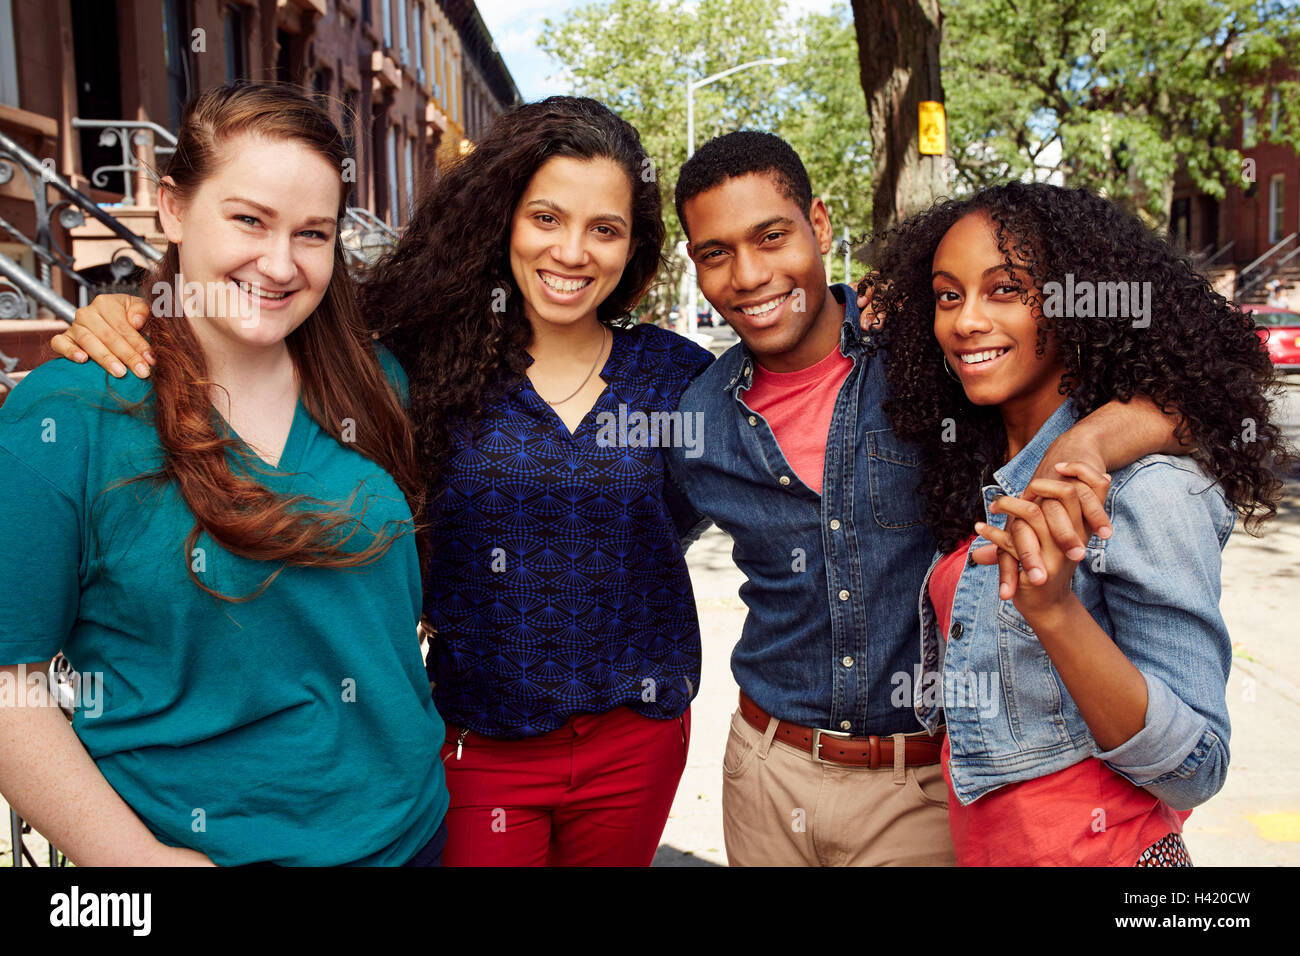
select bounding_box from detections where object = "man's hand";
[856,276,884,331]
[50,294,154,378]
[973,394,1187,597]
[975,493,1084,626]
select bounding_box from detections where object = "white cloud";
[494,26,539,57]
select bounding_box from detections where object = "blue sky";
[476,0,845,101]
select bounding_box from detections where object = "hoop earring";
[942,356,961,382]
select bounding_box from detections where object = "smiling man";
[664,131,1186,867]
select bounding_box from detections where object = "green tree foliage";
[942,0,1300,224]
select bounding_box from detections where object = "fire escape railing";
[1237,233,1298,300]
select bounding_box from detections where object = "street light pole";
[683,57,788,340]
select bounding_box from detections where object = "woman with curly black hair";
[52,97,713,867]
[868,181,1290,866]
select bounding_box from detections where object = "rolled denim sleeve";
[1091,459,1235,810]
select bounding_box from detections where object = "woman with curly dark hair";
[866,181,1290,866]
[53,96,712,866]
[361,96,713,866]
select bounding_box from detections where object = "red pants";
[438,706,690,866]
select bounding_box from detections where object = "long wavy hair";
[141,82,425,600]
[365,96,665,490]
[864,182,1292,553]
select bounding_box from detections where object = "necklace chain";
[540,325,609,406]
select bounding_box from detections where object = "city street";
[655,374,1300,866]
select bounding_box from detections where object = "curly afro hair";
[674,130,813,237]
[363,96,665,492]
[864,181,1293,553]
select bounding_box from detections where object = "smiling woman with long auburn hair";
[0,82,449,867]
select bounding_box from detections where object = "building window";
[312,67,331,108]
[405,135,415,219]
[382,0,392,49]
[0,0,19,108]
[275,29,298,83]
[1270,174,1286,244]
[1170,196,1191,252]
[387,126,399,226]
[163,0,194,133]
[223,3,247,81]
[414,3,424,82]
[398,0,408,64]
[443,40,451,109]
[342,88,358,203]
[429,21,439,95]
[1242,106,1257,149]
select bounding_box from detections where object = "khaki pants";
[721,707,957,866]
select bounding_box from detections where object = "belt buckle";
[811,726,853,763]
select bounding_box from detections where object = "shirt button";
[950,621,963,640]
[839,720,852,731]
[842,656,854,668]
[779,475,790,486]
[748,415,757,426]
[838,589,850,601]
[829,519,841,530]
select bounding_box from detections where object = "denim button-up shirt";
[916,398,1235,810]
[665,284,936,735]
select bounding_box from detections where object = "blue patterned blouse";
[425,322,715,737]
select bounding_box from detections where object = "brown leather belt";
[739,690,944,768]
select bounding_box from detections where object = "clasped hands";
[974,454,1113,627]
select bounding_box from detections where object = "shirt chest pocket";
[996,609,1072,749]
[865,431,925,529]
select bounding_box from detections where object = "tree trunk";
[852,0,947,247]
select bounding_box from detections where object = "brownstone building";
[1171,67,1299,306]
[0,0,520,384]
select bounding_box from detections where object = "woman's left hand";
[975,485,1084,626]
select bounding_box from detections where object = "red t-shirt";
[928,535,1188,866]
[742,345,853,495]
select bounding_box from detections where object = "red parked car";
[1247,305,1300,374]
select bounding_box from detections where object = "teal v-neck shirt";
[0,349,447,866]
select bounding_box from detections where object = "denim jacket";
[665,285,936,735]
[916,398,1235,810]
